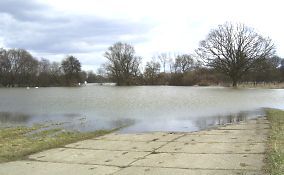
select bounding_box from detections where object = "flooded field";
[0,85,283,132]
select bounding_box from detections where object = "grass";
[264,109,284,174]
[238,82,284,89]
[0,124,112,163]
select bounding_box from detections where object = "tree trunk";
[232,80,238,87]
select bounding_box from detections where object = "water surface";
[0,85,283,132]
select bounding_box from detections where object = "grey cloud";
[0,0,153,55]
[0,0,48,22]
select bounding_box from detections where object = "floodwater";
[0,85,284,133]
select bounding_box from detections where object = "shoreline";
[0,109,282,174]
[0,112,273,174]
[1,82,284,89]
[0,124,114,163]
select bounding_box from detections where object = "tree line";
[0,23,284,87]
[102,42,284,86]
[0,48,86,87]
[102,23,284,87]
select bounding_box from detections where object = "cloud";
[0,0,46,21]
[0,0,153,56]
[1,0,284,71]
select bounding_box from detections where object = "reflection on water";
[0,86,283,132]
[0,112,132,131]
[119,109,265,133]
[0,112,31,124]
[0,109,265,133]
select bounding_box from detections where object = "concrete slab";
[175,134,267,143]
[29,148,149,167]
[132,152,265,170]
[95,132,184,142]
[0,161,120,175]
[1,117,269,174]
[113,167,262,175]
[156,142,265,154]
[65,140,166,152]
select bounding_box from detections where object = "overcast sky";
[0,0,283,71]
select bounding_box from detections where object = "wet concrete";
[0,117,268,175]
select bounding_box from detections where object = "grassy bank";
[265,109,284,174]
[238,82,284,89]
[0,125,112,163]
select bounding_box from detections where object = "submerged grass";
[0,125,112,163]
[265,109,284,175]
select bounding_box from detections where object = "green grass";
[0,125,112,163]
[265,109,284,174]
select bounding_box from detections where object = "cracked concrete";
[65,139,166,152]
[0,117,268,175]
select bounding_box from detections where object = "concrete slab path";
[0,117,269,175]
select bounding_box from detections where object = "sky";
[0,0,283,71]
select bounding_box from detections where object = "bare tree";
[157,53,174,73]
[38,58,51,86]
[0,49,86,87]
[0,48,10,86]
[144,60,161,85]
[243,55,282,83]
[104,42,141,85]
[158,53,168,73]
[97,65,106,77]
[61,55,82,85]
[0,48,38,87]
[49,61,63,85]
[173,54,195,73]
[39,58,51,73]
[197,23,275,87]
